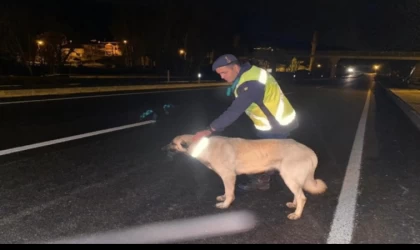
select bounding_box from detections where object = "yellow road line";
[0,82,230,98]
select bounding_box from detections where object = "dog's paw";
[286,202,296,209]
[216,195,226,202]
[215,202,230,209]
[287,213,301,220]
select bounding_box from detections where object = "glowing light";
[191,137,209,158]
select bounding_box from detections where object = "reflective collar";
[191,137,210,158]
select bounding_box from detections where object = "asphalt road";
[0,75,419,244]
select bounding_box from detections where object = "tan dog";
[162,134,327,220]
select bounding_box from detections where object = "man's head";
[212,54,241,83]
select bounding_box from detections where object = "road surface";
[0,75,419,244]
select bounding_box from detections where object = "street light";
[123,40,130,67]
[198,73,201,83]
[179,49,186,60]
[35,40,44,65]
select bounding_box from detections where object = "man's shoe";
[237,179,270,191]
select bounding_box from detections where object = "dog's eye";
[181,142,188,148]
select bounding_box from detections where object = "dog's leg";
[216,195,225,202]
[286,197,297,209]
[216,173,236,209]
[282,177,307,220]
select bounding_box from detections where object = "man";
[192,54,299,191]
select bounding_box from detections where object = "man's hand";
[192,128,214,142]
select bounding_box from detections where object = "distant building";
[61,40,124,67]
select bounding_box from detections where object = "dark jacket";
[209,62,266,132]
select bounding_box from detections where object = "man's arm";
[209,81,265,132]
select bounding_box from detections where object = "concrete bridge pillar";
[308,31,318,72]
[409,61,420,83]
[330,57,340,78]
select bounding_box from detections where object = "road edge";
[0,82,230,98]
[376,81,420,131]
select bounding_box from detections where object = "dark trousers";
[249,130,289,183]
[255,130,289,140]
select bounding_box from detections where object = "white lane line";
[0,120,156,157]
[0,86,226,105]
[327,89,372,244]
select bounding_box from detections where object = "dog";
[162,134,327,220]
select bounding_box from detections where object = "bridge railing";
[254,49,420,57]
[314,51,420,57]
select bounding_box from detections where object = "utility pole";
[183,32,188,74]
[308,31,318,72]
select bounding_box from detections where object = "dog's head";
[161,135,194,159]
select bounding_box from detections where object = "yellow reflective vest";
[234,66,297,132]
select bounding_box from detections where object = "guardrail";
[0,75,221,88]
[254,50,420,58]
[314,51,420,57]
[0,81,230,98]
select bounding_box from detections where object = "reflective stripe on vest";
[258,69,268,85]
[236,68,296,131]
[251,97,297,131]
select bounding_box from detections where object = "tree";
[108,1,242,75]
[35,31,68,73]
[109,1,180,73]
[0,2,76,75]
[0,4,35,75]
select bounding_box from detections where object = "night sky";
[2,0,420,51]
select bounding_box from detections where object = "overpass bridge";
[287,50,420,60]
[253,49,420,78]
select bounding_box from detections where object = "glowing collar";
[191,137,210,158]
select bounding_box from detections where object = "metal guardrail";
[254,49,420,58]
[314,51,420,57]
[0,81,230,98]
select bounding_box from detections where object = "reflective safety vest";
[234,66,297,132]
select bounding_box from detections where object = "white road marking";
[0,86,226,105]
[327,89,372,244]
[0,120,156,157]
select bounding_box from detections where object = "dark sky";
[4,0,420,51]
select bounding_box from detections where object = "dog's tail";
[303,152,327,195]
[303,178,327,195]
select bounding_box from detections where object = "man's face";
[215,64,240,83]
